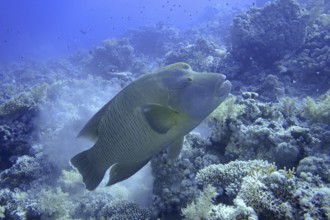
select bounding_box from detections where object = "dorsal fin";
[77,101,111,141]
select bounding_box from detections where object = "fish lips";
[215,79,232,99]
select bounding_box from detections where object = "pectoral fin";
[107,160,149,186]
[168,137,184,160]
[142,103,180,133]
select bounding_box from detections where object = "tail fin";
[70,149,106,191]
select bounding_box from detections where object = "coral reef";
[0,0,329,219]
[164,38,227,72]
[239,168,330,219]
[196,160,276,197]
[220,0,330,98]
[210,95,309,167]
[73,191,151,220]
[150,133,219,218]
[230,0,307,67]
[57,169,85,194]
[302,91,330,123]
[0,206,4,219]
[0,83,48,117]
[184,162,329,220]
[272,0,330,94]
[0,184,151,220]
[0,188,28,219]
[209,96,246,124]
[0,155,43,189]
[238,170,295,219]
[127,25,181,57]
[181,185,218,219]
[84,38,146,79]
[297,156,330,182]
[26,187,73,219]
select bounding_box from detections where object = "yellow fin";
[142,103,180,133]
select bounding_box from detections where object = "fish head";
[161,62,231,120]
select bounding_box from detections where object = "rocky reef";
[230,0,307,67]
[0,0,329,219]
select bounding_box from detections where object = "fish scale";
[99,89,155,162]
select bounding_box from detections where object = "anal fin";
[107,160,149,186]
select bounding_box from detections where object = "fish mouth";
[216,79,232,98]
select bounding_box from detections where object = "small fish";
[79,29,87,35]
[70,62,231,190]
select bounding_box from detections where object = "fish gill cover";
[0,0,329,219]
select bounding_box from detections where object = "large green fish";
[70,62,231,190]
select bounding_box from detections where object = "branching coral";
[209,96,246,124]
[182,185,258,220]
[278,96,300,119]
[210,96,315,168]
[237,168,329,219]
[181,185,217,220]
[302,92,330,123]
[0,205,4,219]
[193,157,330,219]
[0,188,28,219]
[57,169,85,194]
[239,174,294,219]
[100,199,151,220]
[27,187,73,219]
[196,160,276,196]
[209,197,258,220]
[74,191,150,219]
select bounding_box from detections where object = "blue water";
[0,0,254,62]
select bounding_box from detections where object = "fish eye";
[175,76,193,89]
